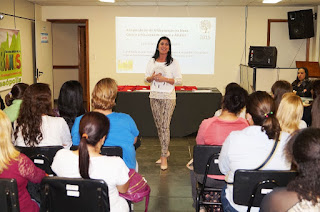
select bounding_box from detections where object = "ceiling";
[27,0,320,7]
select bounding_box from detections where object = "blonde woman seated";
[0,110,46,212]
[52,112,130,212]
[261,128,320,211]
[276,92,306,132]
[71,78,139,170]
[13,83,72,148]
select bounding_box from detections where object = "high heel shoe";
[155,151,170,164]
[160,157,168,170]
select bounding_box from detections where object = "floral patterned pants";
[150,98,176,157]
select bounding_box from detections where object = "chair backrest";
[70,146,123,158]
[40,176,110,212]
[100,146,123,158]
[233,169,298,208]
[15,146,63,175]
[193,145,223,176]
[0,178,20,212]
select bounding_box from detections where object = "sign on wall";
[0,28,22,91]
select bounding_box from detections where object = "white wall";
[0,0,35,97]
[41,5,319,94]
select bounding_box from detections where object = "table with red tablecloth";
[114,87,222,137]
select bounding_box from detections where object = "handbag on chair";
[119,169,151,212]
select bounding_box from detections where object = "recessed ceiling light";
[263,0,282,3]
[99,0,115,2]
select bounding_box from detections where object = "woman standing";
[145,36,182,170]
[292,67,312,97]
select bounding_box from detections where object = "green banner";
[0,28,22,91]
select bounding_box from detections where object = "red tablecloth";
[118,85,197,91]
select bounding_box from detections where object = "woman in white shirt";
[145,36,182,170]
[13,83,72,148]
[52,111,130,212]
[218,91,291,212]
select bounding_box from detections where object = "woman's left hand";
[155,75,166,82]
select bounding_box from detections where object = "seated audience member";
[271,80,292,111]
[214,83,246,118]
[292,67,312,97]
[4,83,29,122]
[311,80,320,128]
[13,83,72,148]
[57,80,86,130]
[0,95,5,110]
[197,84,248,145]
[191,84,249,209]
[52,112,130,212]
[218,91,291,212]
[260,128,320,211]
[277,93,306,131]
[72,78,139,170]
[0,110,46,212]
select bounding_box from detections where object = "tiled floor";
[134,136,196,212]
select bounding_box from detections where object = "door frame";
[47,19,90,111]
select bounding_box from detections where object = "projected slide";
[116,17,216,74]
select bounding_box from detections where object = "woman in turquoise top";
[4,83,29,122]
[71,78,139,170]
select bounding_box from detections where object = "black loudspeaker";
[288,9,314,39]
[248,46,277,68]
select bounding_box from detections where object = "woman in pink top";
[196,83,249,145]
[191,83,249,209]
[0,110,46,212]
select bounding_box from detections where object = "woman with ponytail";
[218,91,291,212]
[4,83,28,122]
[52,112,130,212]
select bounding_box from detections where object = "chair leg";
[196,193,200,212]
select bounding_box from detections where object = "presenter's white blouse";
[14,115,72,149]
[218,126,291,212]
[145,58,182,99]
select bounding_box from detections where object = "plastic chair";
[15,146,63,175]
[40,176,110,212]
[0,178,20,212]
[193,145,224,212]
[233,169,298,212]
[71,146,123,158]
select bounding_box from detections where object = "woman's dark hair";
[246,91,281,141]
[78,112,109,179]
[58,81,85,130]
[152,36,173,66]
[312,80,320,99]
[296,67,309,81]
[286,128,320,204]
[14,83,53,146]
[222,85,248,115]
[271,80,293,110]
[5,83,29,106]
[311,80,320,128]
